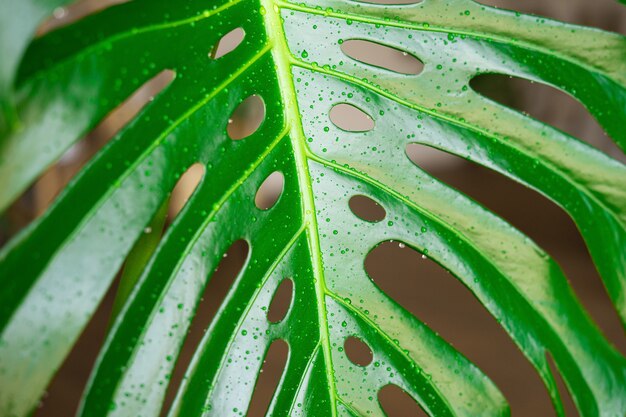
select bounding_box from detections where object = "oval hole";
[255,172,284,210]
[247,339,289,417]
[330,103,375,132]
[267,278,293,323]
[344,336,373,366]
[341,39,424,75]
[160,240,250,416]
[349,195,386,222]
[470,73,624,161]
[210,27,245,59]
[227,95,265,140]
[167,163,205,223]
[378,384,428,417]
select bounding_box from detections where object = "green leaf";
[108,198,169,325]
[0,0,74,132]
[1,1,625,416]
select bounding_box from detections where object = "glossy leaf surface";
[1,0,626,416]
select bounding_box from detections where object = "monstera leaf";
[1,0,626,416]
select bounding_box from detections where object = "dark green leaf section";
[0,0,625,417]
[108,198,169,324]
[0,0,73,132]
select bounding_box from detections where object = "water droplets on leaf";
[470,73,625,161]
[159,240,249,414]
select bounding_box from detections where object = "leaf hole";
[227,95,265,140]
[474,1,626,34]
[246,339,289,417]
[255,172,284,210]
[159,240,250,416]
[366,241,557,415]
[344,336,373,366]
[546,352,580,417]
[405,143,466,173]
[330,103,375,132]
[405,143,626,357]
[349,195,386,223]
[167,163,205,224]
[210,27,246,59]
[341,39,424,75]
[378,384,428,417]
[32,271,123,416]
[267,278,294,323]
[470,73,624,161]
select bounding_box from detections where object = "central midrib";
[259,0,339,416]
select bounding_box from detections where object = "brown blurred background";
[1,0,625,416]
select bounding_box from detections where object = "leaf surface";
[1,1,625,416]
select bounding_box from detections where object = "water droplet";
[53,7,67,19]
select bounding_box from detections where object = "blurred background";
[1,0,625,416]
